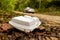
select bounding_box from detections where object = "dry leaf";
[1,23,12,31]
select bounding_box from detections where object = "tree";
[15,0,30,11]
[0,0,17,11]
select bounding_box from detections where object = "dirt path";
[14,11,60,24]
[14,11,60,26]
[0,11,60,40]
[28,13,60,24]
[6,11,60,40]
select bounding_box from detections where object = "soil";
[0,11,60,40]
[0,22,60,40]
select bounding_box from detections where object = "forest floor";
[0,11,60,40]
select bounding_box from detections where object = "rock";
[38,26,45,30]
[51,33,56,37]
[45,37,51,40]
[50,37,58,40]
[29,38,35,40]
[38,36,42,40]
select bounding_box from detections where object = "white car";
[9,15,41,32]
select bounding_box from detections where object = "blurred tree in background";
[15,0,30,11]
[0,0,60,12]
[0,0,17,11]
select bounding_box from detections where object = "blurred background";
[0,0,60,12]
[0,0,60,16]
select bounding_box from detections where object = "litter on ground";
[9,15,41,32]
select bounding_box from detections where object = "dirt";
[0,11,60,40]
[0,22,60,40]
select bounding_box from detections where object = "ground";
[0,11,60,40]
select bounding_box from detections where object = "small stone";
[39,26,45,30]
[46,37,51,40]
[50,37,58,40]
[38,36,42,40]
[51,33,56,37]
[29,38,35,40]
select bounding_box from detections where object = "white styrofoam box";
[24,7,35,13]
[28,9,35,12]
[24,7,30,11]
[9,15,41,32]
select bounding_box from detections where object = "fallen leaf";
[1,23,12,31]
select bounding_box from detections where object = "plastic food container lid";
[9,15,41,32]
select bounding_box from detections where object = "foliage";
[0,0,17,11]
[0,0,60,12]
[15,0,30,11]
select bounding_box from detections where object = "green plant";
[0,0,17,11]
